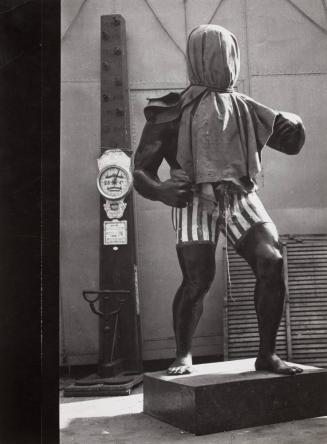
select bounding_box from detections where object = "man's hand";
[158,179,193,207]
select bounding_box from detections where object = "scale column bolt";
[103,93,112,102]
[113,16,121,26]
[114,47,122,56]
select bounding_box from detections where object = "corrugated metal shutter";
[223,244,288,361]
[224,234,327,367]
[284,235,327,367]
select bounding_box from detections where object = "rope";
[224,192,234,302]
[321,0,327,22]
[207,0,226,24]
[286,0,327,36]
[144,0,227,58]
[61,0,89,42]
[143,0,186,58]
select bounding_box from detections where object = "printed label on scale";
[104,220,128,245]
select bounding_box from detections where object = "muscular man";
[133,25,305,375]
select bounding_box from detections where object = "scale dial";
[97,165,132,200]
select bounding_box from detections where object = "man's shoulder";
[144,91,182,124]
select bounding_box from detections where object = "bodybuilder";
[133,25,305,375]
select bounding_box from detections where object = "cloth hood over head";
[177,24,278,206]
[187,24,240,90]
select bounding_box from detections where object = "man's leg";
[167,243,216,375]
[237,222,302,375]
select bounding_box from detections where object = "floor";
[60,381,327,444]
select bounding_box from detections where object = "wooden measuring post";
[63,15,143,396]
[99,14,142,375]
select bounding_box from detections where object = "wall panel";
[252,74,327,210]
[248,0,327,75]
[61,0,326,364]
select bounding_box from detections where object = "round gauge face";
[97,165,132,200]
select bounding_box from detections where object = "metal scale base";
[63,368,143,397]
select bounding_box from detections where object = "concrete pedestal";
[143,359,327,435]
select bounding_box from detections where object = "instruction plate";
[104,220,128,245]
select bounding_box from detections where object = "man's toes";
[167,366,192,375]
[285,365,302,375]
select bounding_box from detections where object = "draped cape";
[176,25,278,191]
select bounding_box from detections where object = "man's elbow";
[132,169,143,194]
[285,122,306,155]
[132,169,155,199]
[268,113,306,155]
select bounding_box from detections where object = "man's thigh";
[236,222,282,273]
[176,243,216,284]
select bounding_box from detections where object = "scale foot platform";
[64,372,143,397]
[143,358,327,435]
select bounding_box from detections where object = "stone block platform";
[143,358,327,435]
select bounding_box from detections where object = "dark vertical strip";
[0,1,60,443]
[201,30,206,82]
[187,202,193,241]
[41,0,60,443]
[207,212,213,241]
[214,216,220,244]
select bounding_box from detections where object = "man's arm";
[133,121,192,207]
[267,112,305,155]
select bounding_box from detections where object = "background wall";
[60,0,327,365]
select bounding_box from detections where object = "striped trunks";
[174,190,273,248]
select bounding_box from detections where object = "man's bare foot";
[167,354,193,375]
[255,353,303,375]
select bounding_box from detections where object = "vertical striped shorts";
[174,191,273,248]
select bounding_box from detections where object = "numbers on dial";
[98,166,130,199]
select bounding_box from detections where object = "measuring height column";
[99,15,142,374]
